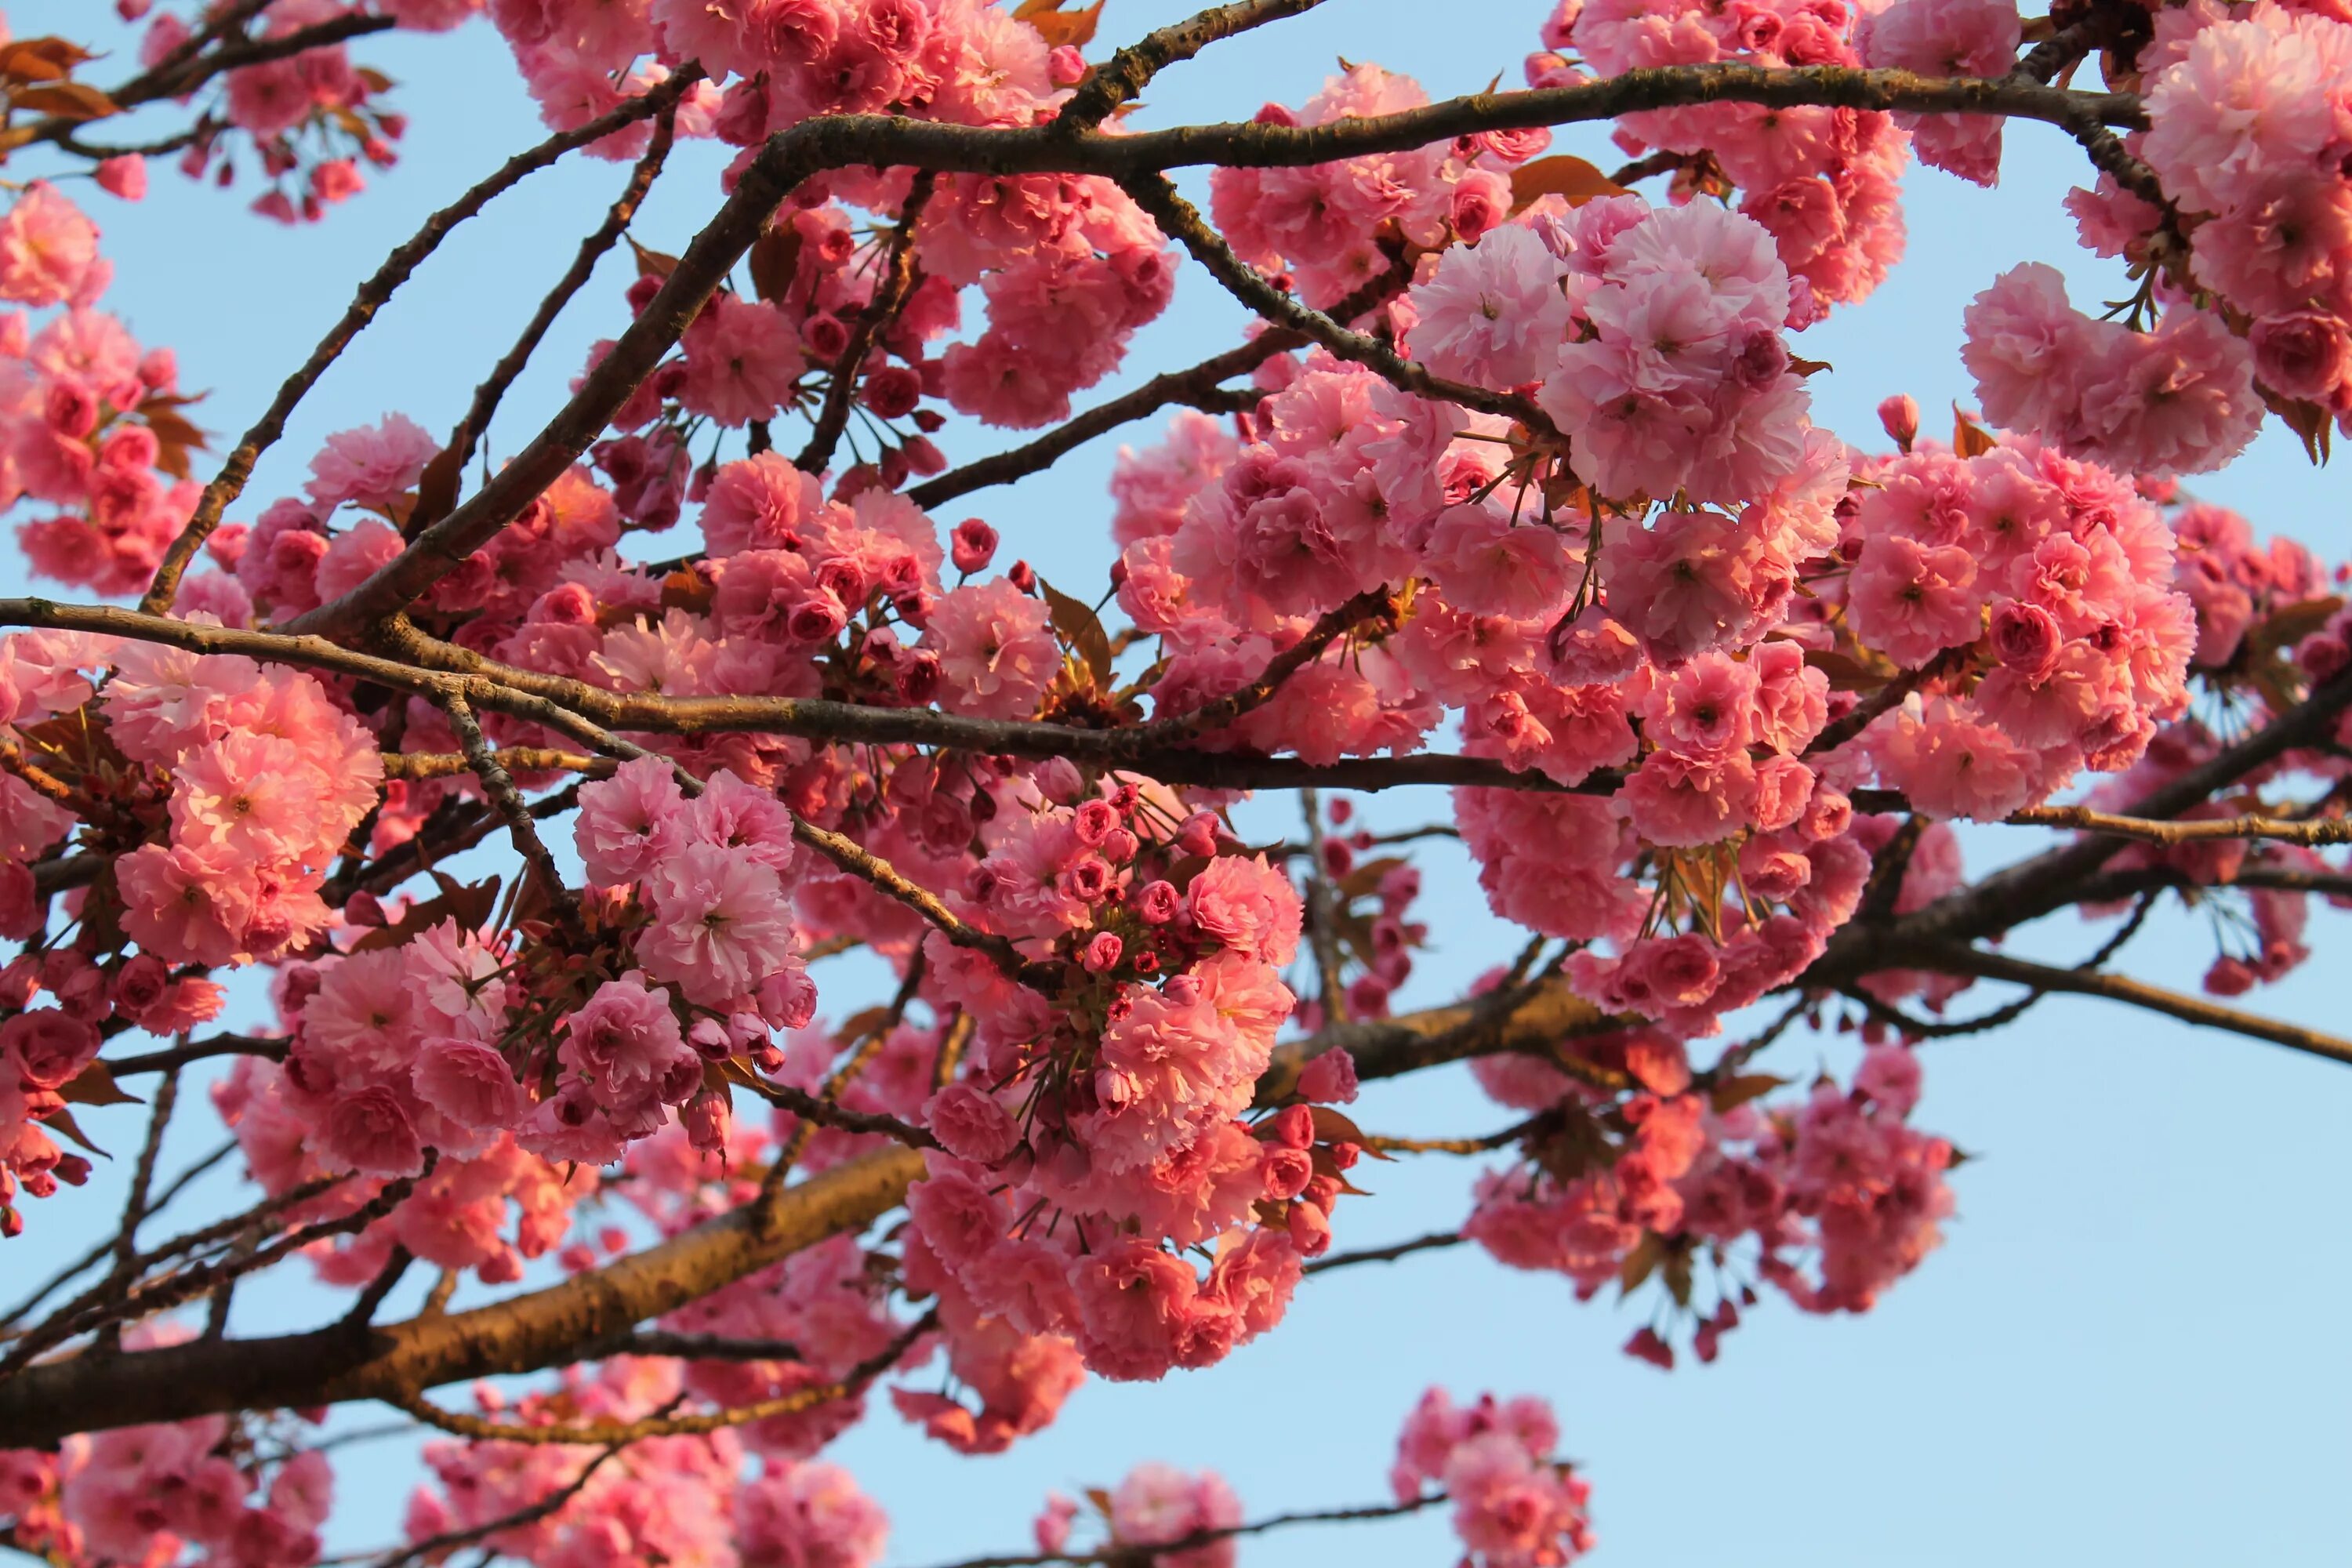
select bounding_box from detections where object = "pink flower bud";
[1137,880,1180,923]
[96,154,148,201]
[1082,931,1124,973]
[951,517,998,574]
[1877,393,1919,451]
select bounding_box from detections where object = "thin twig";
[797,172,937,474]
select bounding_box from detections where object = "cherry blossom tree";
[0,0,2345,1562]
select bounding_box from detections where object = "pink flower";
[1185,855,1302,965]
[1871,696,2043,820]
[573,755,688,887]
[1423,504,1573,620]
[2250,311,2352,402]
[1858,0,2021,185]
[925,1082,1022,1166]
[1,1008,100,1091]
[636,842,800,1007]
[1847,534,1982,669]
[1071,1236,1197,1381]
[734,1461,889,1568]
[323,1083,426,1177]
[412,1037,524,1130]
[678,293,804,426]
[0,183,101,307]
[305,415,439,514]
[1298,1047,1359,1104]
[1961,263,2096,440]
[168,731,338,869]
[563,974,696,1109]
[116,843,257,969]
[1409,224,1572,390]
[924,579,1058,720]
[700,452,826,558]
[1109,1464,1243,1568]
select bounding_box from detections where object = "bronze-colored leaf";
[43,1107,109,1159]
[748,225,804,305]
[1618,1229,1664,1294]
[1951,406,1999,458]
[408,442,465,536]
[1041,579,1115,691]
[661,567,714,615]
[9,82,121,121]
[629,237,681,279]
[354,873,503,950]
[61,1062,142,1107]
[1508,154,1630,214]
[1802,648,1893,692]
[1709,1072,1788,1114]
[1015,0,1105,47]
[1334,855,1406,902]
[0,37,96,85]
[1308,1105,1391,1158]
[1662,1246,1693,1308]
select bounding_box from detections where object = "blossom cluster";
[900,786,1350,1393]
[1464,1022,1955,1359]
[0,1326,336,1568]
[1210,63,1554,309]
[1537,0,1913,318]
[1033,1463,1243,1568]
[0,178,207,596]
[1392,1388,1595,1568]
[401,1356,891,1568]
[132,0,405,223]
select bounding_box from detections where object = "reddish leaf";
[1508,154,1630,214]
[1014,0,1105,46]
[42,1107,110,1160]
[629,237,681,279]
[748,226,804,305]
[1041,579,1115,691]
[1709,1072,1788,1115]
[1308,1105,1389,1159]
[1951,406,1999,458]
[409,442,465,536]
[60,1062,143,1107]
[1618,1230,1664,1294]
[354,873,502,950]
[9,82,120,121]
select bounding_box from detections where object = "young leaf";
[1508,155,1630,214]
[1015,0,1107,47]
[60,1062,143,1108]
[42,1108,110,1160]
[1709,1072,1788,1114]
[1041,579,1116,691]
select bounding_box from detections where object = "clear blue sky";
[7,2,2349,1563]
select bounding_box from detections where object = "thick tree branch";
[0,968,1622,1443]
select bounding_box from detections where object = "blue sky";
[5,2,2348,1563]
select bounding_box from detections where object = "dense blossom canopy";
[0,0,2345,1562]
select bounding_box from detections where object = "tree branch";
[796,172,938,474]
[136,72,701,615]
[1884,942,2352,1068]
